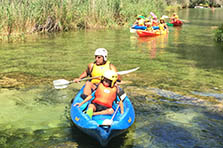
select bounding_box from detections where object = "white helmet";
[94,48,108,61]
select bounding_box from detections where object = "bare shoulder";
[110,63,118,72]
[88,62,94,69]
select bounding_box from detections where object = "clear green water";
[0,8,223,148]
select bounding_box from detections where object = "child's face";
[102,78,112,87]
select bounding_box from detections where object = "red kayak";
[170,20,183,26]
[136,30,167,37]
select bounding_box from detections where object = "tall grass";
[0,0,167,41]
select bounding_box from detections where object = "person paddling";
[158,17,168,32]
[170,13,179,23]
[74,70,125,119]
[73,48,121,99]
[133,15,145,26]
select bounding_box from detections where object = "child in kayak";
[144,18,153,31]
[74,70,125,119]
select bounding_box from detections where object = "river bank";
[1,0,182,42]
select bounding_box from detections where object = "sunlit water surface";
[0,8,223,148]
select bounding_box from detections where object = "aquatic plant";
[0,0,167,42]
[214,24,223,42]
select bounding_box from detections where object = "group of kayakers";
[132,12,181,33]
[73,48,125,118]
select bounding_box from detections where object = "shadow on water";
[130,91,223,148]
[150,121,197,147]
[193,111,223,146]
[69,123,134,148]
[167,44,223,69]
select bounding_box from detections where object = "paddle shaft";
[111,103,120,121]
[66,76,100,84]
[79,76,100,82]
[53,67,139,89]
[100,97,125,126]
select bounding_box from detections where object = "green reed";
[0,0,167,41]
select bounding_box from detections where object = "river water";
[0,8,223,148]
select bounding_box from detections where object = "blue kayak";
[132,25,147,30]
[70,85,135,146]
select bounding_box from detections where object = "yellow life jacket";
[138,19,144,26]
[91,61,111,84]
[175,15,179,19]
[159,24,165,31]
[93,83,117,108]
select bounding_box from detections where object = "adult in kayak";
[170,13,179,22]
[73,48,121,99]
[159,17,168,32]
[133,15,145,26]
[74,70,124,119]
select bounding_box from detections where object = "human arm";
[119,100,124,114]
[117,87,126,114]
[73,63,93,83]
[164,23,169,31]
[74,95,93,107]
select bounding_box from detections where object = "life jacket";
[159,23,165,31]
[175,15,179,19]
[91,61,111,84]
[152,21,158,27]
[138,19,144,26]
[92,83,117,108]
[171,15,179,22]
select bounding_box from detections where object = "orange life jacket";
[93,83,117,108]
[152,21,158,27]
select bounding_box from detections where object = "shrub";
[215,24,223,42]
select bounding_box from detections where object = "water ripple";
[146,87,208,106]
[191,91,223,101]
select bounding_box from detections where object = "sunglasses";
[103,78,112,84]
[95,56,103,59]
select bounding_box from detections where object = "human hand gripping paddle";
[100,90,127,126]
[53,67,140,89]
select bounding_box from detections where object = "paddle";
[100,93,126,126]
[53,67,140,89]
[162,15,189,24]
[53,76,100,89]
[167,22,173,26]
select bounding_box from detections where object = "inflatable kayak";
[136,30,168,37]
[168,20,183,26]
[131,25,147,30]
[70,85,135,146]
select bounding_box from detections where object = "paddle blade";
[167,23,173,26]
[53,79,70,86]
[101,119,113,126]
[54,84,69,89]
[53,79,71,89]
[162,15,169,19]
[130,28,136,33]
[117,67,140,75]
